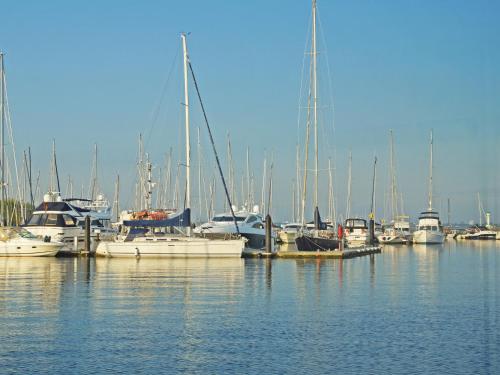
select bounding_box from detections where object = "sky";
[1,0,499,224]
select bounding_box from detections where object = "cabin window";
[63,215,76,227]
[45,214,59,226]
[432,226,438,231]
[26,214,43,226]
[246,216,258,224]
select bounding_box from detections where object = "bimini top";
[123,208,191,228]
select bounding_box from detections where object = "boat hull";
[278,231,297,244]
[96,237,245,258]
[412,230,445,244]
[0,241,63,257]
[295,235,339,251]
[377,234,408,244]
[462,231,497,240]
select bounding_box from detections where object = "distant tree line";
[0,199,35,226]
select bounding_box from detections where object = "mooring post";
[265,214,272,253]
[84,215,91,255]
[369,215,375,245]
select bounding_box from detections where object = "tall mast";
[477,192,482,226]
[181,33,191,235]
[312,0,319,211]
[346,150,352,219]
[260,155,267,214]
[428,130,433,210]
[0,52,5,226]
[246,146,251,209]
[90,143,98,200]
[197,127,202,222]
[389,130,397,221]
[114,174,120,222]
[295,144,300,222]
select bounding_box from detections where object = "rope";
[187,61,240,235]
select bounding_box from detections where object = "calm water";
[0,241,498,374]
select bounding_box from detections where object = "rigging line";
[316,9,337,161]
[187,60,240,235]
[144,46,180,149]
[296,7,314,164]
[2,72,25,210]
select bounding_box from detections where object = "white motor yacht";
[344,218,369,246]
[24,191,113,254]
[194,209,274,249]
[413,131,444,245]
[0,227,63,257]
[413,210,445,244]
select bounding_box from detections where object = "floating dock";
[242,246,381,259]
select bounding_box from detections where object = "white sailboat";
[96,34,245,258]
[413,131,445,244]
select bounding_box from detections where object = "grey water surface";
[1,241,498,374]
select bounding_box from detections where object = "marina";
[1,0,499,373]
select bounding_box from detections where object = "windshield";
[0,227,38,241]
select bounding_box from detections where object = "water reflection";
[0,242,498,374]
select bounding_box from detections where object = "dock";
[242,246,381,259]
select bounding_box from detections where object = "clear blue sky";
[1,0,499,223]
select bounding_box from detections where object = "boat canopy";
[123,208,191,228]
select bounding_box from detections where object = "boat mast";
[477,192,482,226]
[346,150,352,219]
[295,144,300,222]
[246,146,251,209]
[260,154,267,214]
[389,130,397,221]
[428,130,433,211]
[197,126,202,222]
[312,0,319,211]
[181,33,191,235]
[0,52,5,226]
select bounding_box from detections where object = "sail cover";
[123,208,191,228]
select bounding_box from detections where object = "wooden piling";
[84,215,91,255]
[265,214,272,254]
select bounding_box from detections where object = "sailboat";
[295,0,339,251]
[0,52,63,256]
[96,34,245,257]
[378,130,411,244]
[412,131,445,244]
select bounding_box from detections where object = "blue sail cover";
[123,208,191,228]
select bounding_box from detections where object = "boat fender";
[135,247,140,257]
[337,224,343,239]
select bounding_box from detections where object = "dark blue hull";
[295,235,339,251]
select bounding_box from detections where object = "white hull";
[412,230,445,244]
[0,241,62,257]
[96,236,245,258]
[26,226,101,254]
[346,233,368,245]
[278,231,297,244]
[377,234,408,244]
